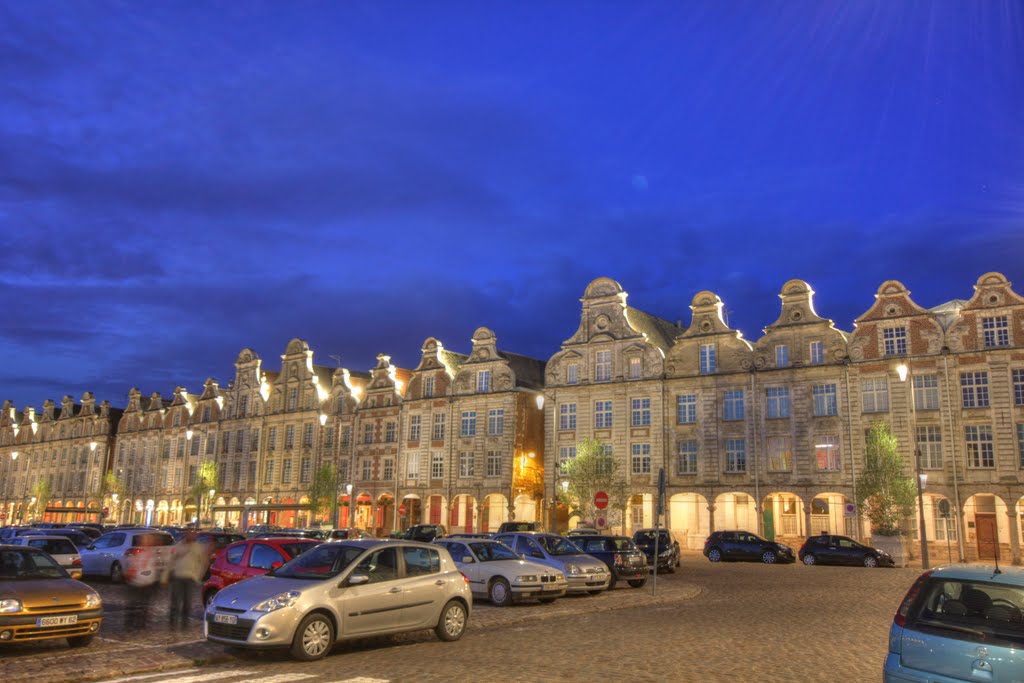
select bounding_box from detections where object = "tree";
[87,472,127,520]
[856,421,917,536]
[557,437,629,529]
[31,478,51,522]
[307,463,337,523]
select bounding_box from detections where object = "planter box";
[870,534,907,567]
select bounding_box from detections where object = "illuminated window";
[406,452,420,479]
[767,436,792,471]
[815,437,840,471]
[629,357,642,379]
[459,452,475,477]
[431,452,444,479]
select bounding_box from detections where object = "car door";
[246,543,285,577]
[85,532,123,574]
[444,541,483,595]
[340,546,403,636]
[835,537,863,565]
[514,536,551,568]
[396,546,448,628]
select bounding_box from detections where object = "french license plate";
[37,615,77,627]
[214,613,238,625]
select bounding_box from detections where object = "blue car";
[884,564,1024,682]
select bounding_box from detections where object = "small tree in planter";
[856,421,917,565]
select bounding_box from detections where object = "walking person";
[123,533,162,629]
[163,531,210,631]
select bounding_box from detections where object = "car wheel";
[802,554,816,566]
[435,600,467,642]
[489,578,512,607]
[708,548,722,563]
[110,561,123,583]
[290,613,334,661]
[607,575,618,591]
[67,634,94,648]
[863,554,879,568]
[627,579,647,588]
[762,550,777,564]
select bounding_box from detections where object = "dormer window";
[982,315,1009,348]
[628,357,642,380]
[477,370,491,393]
[775,345,789,368]
[423,376,435,398]
[883,327,907,356]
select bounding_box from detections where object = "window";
[188,465,197,486]
[558,446,576,473]
[631,443,651,474]
[191,436,201,456]
[303,424,314,447]
[406,452,420,479]
[559,403,577,430]
[861,378,889,413]
[202,406,211,423]
[595,351,612,382]
[766,387,790,418]
[567,363,579,385]
[219,432,229,454]
[173,467,182,488]
[363,423,374,444]
[430,452,444,479]
[815,437,840,471]
[323,427,333,447]
[723,390,745,421]
[177,438,186,458]
[488,409,504,436]
[248,461,256,485]
[432,414,445,441]
[676,394,697,424]
[237,395,248,418]
[1015,370,1024,406]
[383,458,394,480]
[173,412,181,427]
[982,315,1010,348]
[767,436,792,471]
[917,426,943,469]
[965,425,994,468]
[883,327,908,356]
[251,428,259,451]
[288,388,298,411]
[267,427,277,452]
[486,451,501,477]
[775,345,789,368]
[341,426,351,448]
[461,411,477,437]
[699,344,716,375]
[595,401,613,429]
[1018,424,1024,468]
[631,398,651,427]
[809,340,824,365]
[459,452,475,478]
[725,439,746,473]
[403,547,440,577]
[409,415,422,442]
[933,505,958,542]
[961,372,990,408]
[285,425,296,449]
[281,459,292,484]
[264,460,274,484]
[913,375,940,410]
[361,459,372,480]
[299,457,311,484]
[629,356,642,379]
[677,440,697,475]
[477,370,491,393]
[423,376,435,398]
[233,461,242,488]
[385,421,396,443]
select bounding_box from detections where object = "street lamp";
[897,362,930,570]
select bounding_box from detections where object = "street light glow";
[896,362,909,382]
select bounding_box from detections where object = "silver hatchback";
[204,539,472,661]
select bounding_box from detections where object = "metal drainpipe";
[942,351,967,562]
[750,369,760,534]
[843,359,859,540]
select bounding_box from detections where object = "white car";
[10,535,82,578]
[435,538,567,606]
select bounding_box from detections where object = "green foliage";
[307,463,337,519]
[856,421,917,536]
[31,478,51,520]
[557,437,628,527]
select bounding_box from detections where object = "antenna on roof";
[993,533,1002,575]
[329,355,342,368]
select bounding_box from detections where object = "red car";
[195,532,245,566]
[201,537,319,605]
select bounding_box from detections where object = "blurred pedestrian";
[163,531,209,630]
[123,533,161,629]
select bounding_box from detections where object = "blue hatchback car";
[884,564,1024,682]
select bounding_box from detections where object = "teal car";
[884,564,1024,682]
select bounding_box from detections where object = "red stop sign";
[398,504,408,516]
[594,491,609,510]
[102,507,110,516]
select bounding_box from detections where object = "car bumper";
[565,573,610,593]
[883,652,963,683]
[612,566,647,580]
[0,608,103,643]
[511,582,568,601]
[204,608,300,649]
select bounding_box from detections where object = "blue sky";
[1,1,1022,409]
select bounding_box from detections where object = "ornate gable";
[946,272,1024,353]
[848,280,944,360]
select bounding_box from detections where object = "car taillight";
[893,570,932,628]
[72,557,81,566]
[460,571,470,585]
[614,554,624,566]
[124,547,144,556]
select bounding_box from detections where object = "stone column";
[1007,508,1021,566]
[803,505,812,538]
[707,504,716,534]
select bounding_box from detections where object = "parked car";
[632,529,681,573]
[64,525,103,540]
[9,535,83,578]
[245,524,284,537]
[0,544,102,648]
[445,533,493,540]
[799,533,895,568]
[251,530,324,541]
[80,529,175,582]
[492,532,610,594]
[573,535,647,589]
[884,565,1024,682]
[566,528,600,538]
[326,528,373,541]
[202,537,320,606]
[195,531,246,564]
[435,538,567,605]
[703,531,796,564]
[402,524,448,542]
[33,528,96,550]
[496,521,542,534]
[204,539,472,660]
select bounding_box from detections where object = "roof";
[624,306,682,353]
[928,564,1024,585]
[496,350,546,389]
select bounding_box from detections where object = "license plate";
[37,615,77,627]
[214,613,238,625]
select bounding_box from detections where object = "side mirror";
[347,573,370,586]
[461,556,474,564]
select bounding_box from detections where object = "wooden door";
[975,513,997,560]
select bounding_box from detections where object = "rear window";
[133,533,174,547]
[908,578,1024,648]
[281,541,317,559]
[28,538,76,554]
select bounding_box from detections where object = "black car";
[702,530,795,564]
[402,524,448,542]
[632,529,680,572]
[496,521,542,533]
[798,533,895,568]
[574,535,647,589]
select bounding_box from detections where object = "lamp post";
[897,362,930,570]
[10,451,19,523]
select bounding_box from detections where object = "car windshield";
[634,531,670,545]
[280,541,318,559]
[536,536,582,556]
[910,578,1024,648]
[273,543,365,580]
[0,549,69,580]
[468,542,519,561]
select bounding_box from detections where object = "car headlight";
[252,591,301,613]
[776,544,791,553]
[85,593,101,609]
[0,599,22,613]
[658,549,673,556]
[565,563,581,575]
[516,575,538,583]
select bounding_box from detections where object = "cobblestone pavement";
[5,552,928,682]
